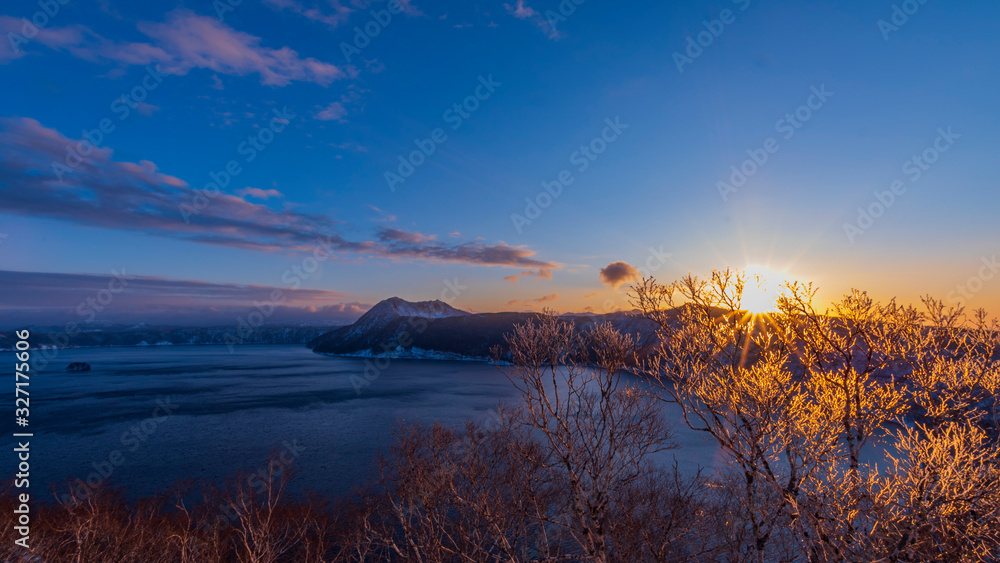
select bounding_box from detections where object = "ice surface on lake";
[1,345,720,500]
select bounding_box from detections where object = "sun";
[740,265,788,314]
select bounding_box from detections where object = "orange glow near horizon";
[462,265,999,319]
[741,265,792,314]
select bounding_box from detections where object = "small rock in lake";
[66,362,91,372]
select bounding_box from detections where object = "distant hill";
[0,325,341,351]
[0,297,664,361]
[308,297,660,361]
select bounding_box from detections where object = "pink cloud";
[137,11,344,86]
[364,58,385,73]
[396,0,422,16]
[315,101,347,121]
[373,227,557,270]
[0,11,344,87]
[504,0,536,19]
[503,0,561,39]
[377,227,437,244]
[263,0,355,27]
[367,205,397,223]
[134,102,160,116]
[0,17,93,63]
[263,0,421,26]
[0,117,559,272]
[236,187,284,200]
[503,268,554,283]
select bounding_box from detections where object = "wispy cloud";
[505,0,536,19]
[506,294,558,306]
[314,101,347,121]
[503,0,561,39]
[0,117,558,274]
[368,205,397,223]
[264,0,421,26]
[0,10,345,86]
[262,0,355,27]
[503,268,554,283]
[374,227,555,271]
[134,102,160,116]
[396,0,422,16]
[236,187,284,200]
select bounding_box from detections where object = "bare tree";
[632,269,1000,562]
[495,315,680,561]
[354,313,716,561]
[10,272,996,563]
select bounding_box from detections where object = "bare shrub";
[0,451,333,563]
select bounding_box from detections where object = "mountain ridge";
[308,297,660,361]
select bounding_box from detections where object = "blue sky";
[1,0,998,327]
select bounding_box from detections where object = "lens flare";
[741,265,789,314]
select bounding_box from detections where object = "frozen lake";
[3,345,721,501]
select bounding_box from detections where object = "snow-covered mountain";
[341,297,469,340]
[363,296,468,321]
[308,297,661,361]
